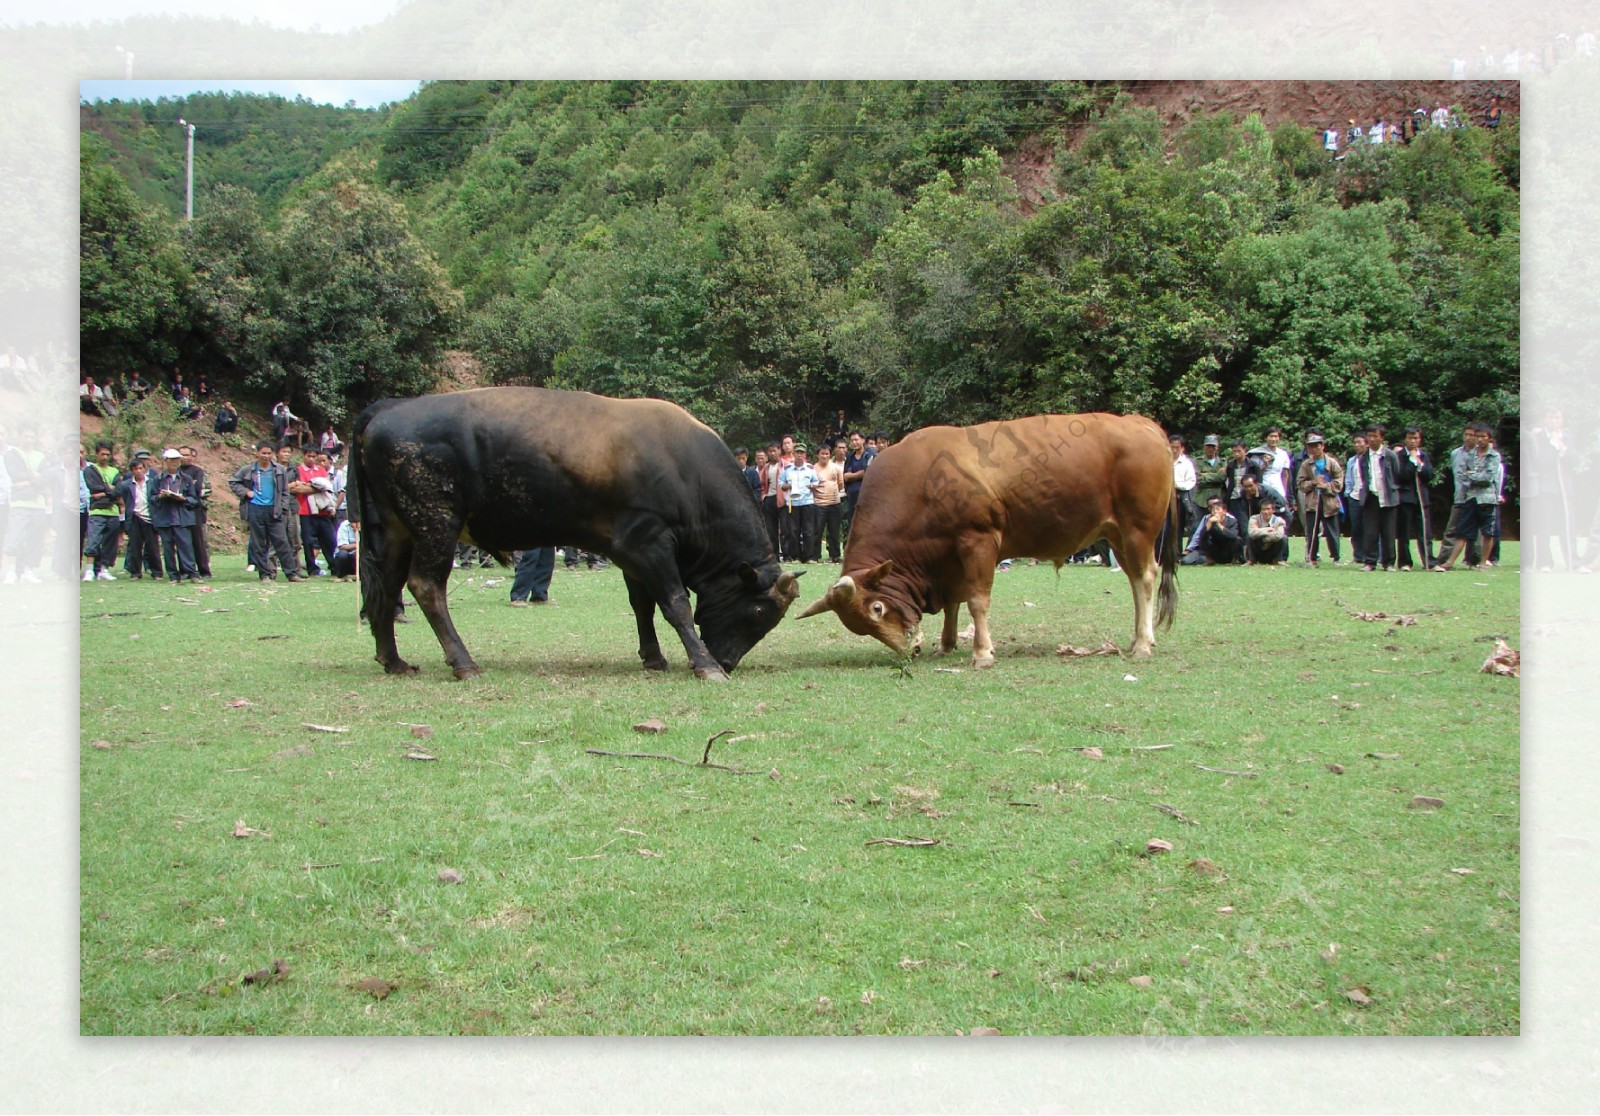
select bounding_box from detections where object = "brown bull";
[799,413,1180,665]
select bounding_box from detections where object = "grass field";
[79,547,1520,1035]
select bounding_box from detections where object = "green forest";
[79,80,1520,449]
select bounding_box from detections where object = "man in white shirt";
[1170,434,1197,541]
[780,445,821,564]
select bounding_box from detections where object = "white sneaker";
[83,568,95,582]
[245,563,255,573]
[97,569,117,581]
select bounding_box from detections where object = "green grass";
[79,549,1520,1035]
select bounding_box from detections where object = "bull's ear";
[857,560,895,589]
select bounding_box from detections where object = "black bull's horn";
[799,575,856,619]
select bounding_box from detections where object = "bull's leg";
[633,567,727,680]
[373,531,418,675]
[406,535,482,679]
[624,572,670,672]
[1112,533,1159,659]
[931,603,961,657]
[960,539,1000,669]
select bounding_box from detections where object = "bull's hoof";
[640,657,670,673]
[382,659,420,676]
[694,666,730,681]
[971,655,996,670]
[453,665,484,680]
[1129,644,1154,660]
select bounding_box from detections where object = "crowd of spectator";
[1318,96,1504,159]
[1168,422,1509,572]
[738,421,890,566]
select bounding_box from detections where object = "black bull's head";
[695,565,805,673]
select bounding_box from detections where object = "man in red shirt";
[295,446,339,576]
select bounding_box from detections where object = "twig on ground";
[586,730,756,774]
[866,836,942,847]
[1193,764,1257,778]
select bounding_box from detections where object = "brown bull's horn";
[797,574,856,619]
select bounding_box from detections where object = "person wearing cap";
[1295,433,1343,566]
[151,449,202,582]
[1181,494,1242,566]
[1246,494,1288,566]
[779,444,821,564]
[1194,435,1228,509]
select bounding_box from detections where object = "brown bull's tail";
[1157,485,1180,631]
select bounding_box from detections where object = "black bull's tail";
[348,400,403,625]
[1156,486,1180,631]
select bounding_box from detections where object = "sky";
[79,78,423,109]
[8,0,406,33]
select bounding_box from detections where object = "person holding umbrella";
[1295,432,1343,567]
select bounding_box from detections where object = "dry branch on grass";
[586,730,755,773]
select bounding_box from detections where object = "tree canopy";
[80,81,1518,447]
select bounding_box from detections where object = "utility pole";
[177,118,195,221]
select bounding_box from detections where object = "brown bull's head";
[797,560,923,655]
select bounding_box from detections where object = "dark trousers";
[1301,505,1341,562]
[510,547,555,602]
[1345,499,1365,564]
[1359,497,1397,568]
[783,504,818,562]
[83,514,121,572]
[1395,501,1432,568]
[761,497,782,559]
[158,524,198,580]
[189,506,211,577]
[1198,526,1242,565]
[329,548,357,577]
[301,513,338,574]
[1247,535,1286,564]
[246,503,300,579]
[124,515,163,577]
[816,502,843,562]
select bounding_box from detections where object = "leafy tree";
[79,136,191,377]
[265,171,462,422]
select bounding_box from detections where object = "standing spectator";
[1485,434,1509,566]
[1353,423,1401,571]
[328,451,349,523]
[1223,441,1259,539]
[1295,432,1343,566]
[1344,432,1369,567]
[1170,434,1198,540]
[841,430,873,541]
[1392,426,1436,570]
[825,409,849,449]
[1246,495,1288,565]
[117,457,162,579]
[508,547,555,606]
[780,444,821,563]
[3,425,51,583]
[1369,116,1386,144]
[1322,126,1340,157]
[1435,424,1503,574]
[1345,118,1364,145]
[1431,103,1452,129]
[294,446,338,576]
[1525,407,1572,570]
[814,441,846,564]
[275,442,306,567]
[1262,427,1294,559]
[1483,97,1503,129]
[1194,435,1227,508]
[151,449,202,583]
[80,440,122,582]
[178,446,212,579]
[735,447,761,503]
[760,441,785,560]
[229,441,305,582]
[213,399,239,435]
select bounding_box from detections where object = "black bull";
[349,388,802,680]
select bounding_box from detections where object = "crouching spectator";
[1181,495,1242,565]
[329,517,358,578]
[1246,495,1288,565]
